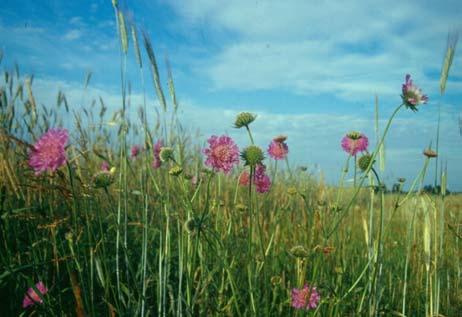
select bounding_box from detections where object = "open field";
[1,3,462,316]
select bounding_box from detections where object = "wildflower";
[101,161,110,171]
[267,136,289,160]
[241,145,264,167]
[234,112,256,128]
[423,148,438,158]
[253,164,271,193]
[287,187,298,195]
[159,147,174,163]
[239,171,250,186]
[92,168,116,188]
[402,74,428,111]
[341,132,368,156]
[291,284,320,310]
[152,139,163,168]
[289,245,310,258]
[169,165,183,176]
[358,154,374,172]
[203,135,240,174]
[29,128,68,175]
[23,281,48,308]
[130,145,141,158]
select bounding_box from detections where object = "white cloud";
[63,29,83,41]
[166,0,462,100]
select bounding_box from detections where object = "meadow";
[1,3,462,316]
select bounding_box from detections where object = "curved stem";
[325,103,404,241]
[245,125,255,145]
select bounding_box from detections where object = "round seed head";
[358,154,374,172]
[289,245,310,258]
[159,147,174,162]
[92,171,115,188]
[241,145,264,166]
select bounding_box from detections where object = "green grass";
[0,6,461,316]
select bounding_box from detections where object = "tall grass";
[0,6,461,317]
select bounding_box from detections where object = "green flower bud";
[169,165,183,176]
[241,145,264,166]
[234,112,256,128]
[92,171,115,188]
[289,245,310,258]
[358,154,374,172]
[159,147,174,162]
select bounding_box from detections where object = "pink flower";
[341,132,368,156]
[101,161,110,171]
[29,128,68,175]
[253,164,271,193]
[402,74,428,111]
[267,139,289,160]
[152,139,163,169]
[130,145,141,158]
[291,284,320,310]
[239,171,250,186]
[203,135,240,174]
[238,165,271,193]
[23,281,48,309]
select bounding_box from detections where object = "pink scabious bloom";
[291,284,320,310]
[267,139,289,160]
[401,74,428,111]
[28,128,68,175]
[254,164,271,193]
[101,161,110,171]
[203,135,240,174]
[130,145,141,158]
[152,139,163,169]
[239,165,271,193]
[341,132,368,156]
[239,171,250,186]
[23,281,48,309]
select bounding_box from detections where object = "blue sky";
[1,0,462,190]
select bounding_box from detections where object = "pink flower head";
[152,139,163,169]
[203,135,240,174]
[29,128,68,175]
[291,284,320,310]
[254,164,271,193]
[267,138,289,160]
[101,161,110,171]
[238,164,271,193]
[341,132,368,156]
[402,74,428,111]
[130,145,141,158]
[23,281,48,309]
[239,171,250,186]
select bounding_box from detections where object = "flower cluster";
[152,139,163,169]
[267,136,289,160]
[203,135,240,174]
[402,74,428,111]
[23,281,48,309]
[341,132,368,156]
[29,128,69,175]
[291,284,320,310]
[238,164,272,193]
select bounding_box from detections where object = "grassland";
[0,4,461,316]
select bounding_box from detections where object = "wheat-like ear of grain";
[131,25,142,68]
[165,55,178,111]
[440,32,458,95]
[117,10,129,54]
[142,31,167,112]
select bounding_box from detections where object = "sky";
[1,0,462,190]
